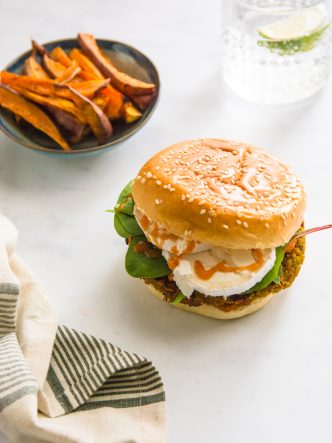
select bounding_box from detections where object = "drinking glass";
[221,0,332,104]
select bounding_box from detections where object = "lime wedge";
[257,24,329,55]
[257,3,328,41]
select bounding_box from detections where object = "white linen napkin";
[0,215,165,443]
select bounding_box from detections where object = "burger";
[112,138,307,319]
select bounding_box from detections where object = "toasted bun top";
[132,139,306,249]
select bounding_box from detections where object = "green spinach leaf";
[115,180,135,216]
[113,181,143,238]
[114,211,143,238]
[244,246,285,294]
[125,235,171,278]
[172,293,185,304]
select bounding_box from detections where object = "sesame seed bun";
[132,139,306,249]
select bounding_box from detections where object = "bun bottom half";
[145,283,277,319]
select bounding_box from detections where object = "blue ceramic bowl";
[0,38,160,156]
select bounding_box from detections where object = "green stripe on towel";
[46,326,165,414]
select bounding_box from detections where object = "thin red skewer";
[292,224,332,241]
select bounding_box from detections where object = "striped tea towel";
[0,215,165,443]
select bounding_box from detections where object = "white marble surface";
[1,0,332,442]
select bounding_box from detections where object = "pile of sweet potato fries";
[0,34,157,151]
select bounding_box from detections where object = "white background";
[1,0,332,442]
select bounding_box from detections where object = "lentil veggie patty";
[144,236,306,313]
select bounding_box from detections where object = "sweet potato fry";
[130,92,155,111]
[69,46,143,117]
[50,47,72,68]
[1,72,109,100]
[77,33,156,107]
[55,64,81,84]
[31,40,49,57]
[66,85,113,144]
[44,105,85,143]
[93,94,109,112]
[51,48,82,83]
[99,85,125,120]
[69,78,110,98]
[17,89,87,123]
[0,85,70,151]
[23,50,49,79]
[43,54,68,78]
[123,102,142,123]
[1,71,55,95]
[68,51,134,118]
[76,71,96,81]
[69,48,104,79]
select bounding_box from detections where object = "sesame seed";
[156,181,161,185]
[236,220,242,225]
[265,223,269,228]
[170,188,176,192]
[181,195,186,201]
[188,198,194,203]
[200,209,206,215]
[155,166,160,171]
[146,172,152,178]
[243,222,249,228]
[223,224,229,229]
[155,199,159,204]
[207,218,212,224]
[141,178,146,184]
[137,175,141,180]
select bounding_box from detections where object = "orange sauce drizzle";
[133,240,161,258]
[140,215,150,230]
[139,213,197,256]
[168,256,180,270]
[150,228,179,249]
[167,241,196,269]
[170,245,179,255]
[138,211,200,267]
[183,240,196,255]
[133,240,148,253]
[194,249,264,280]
